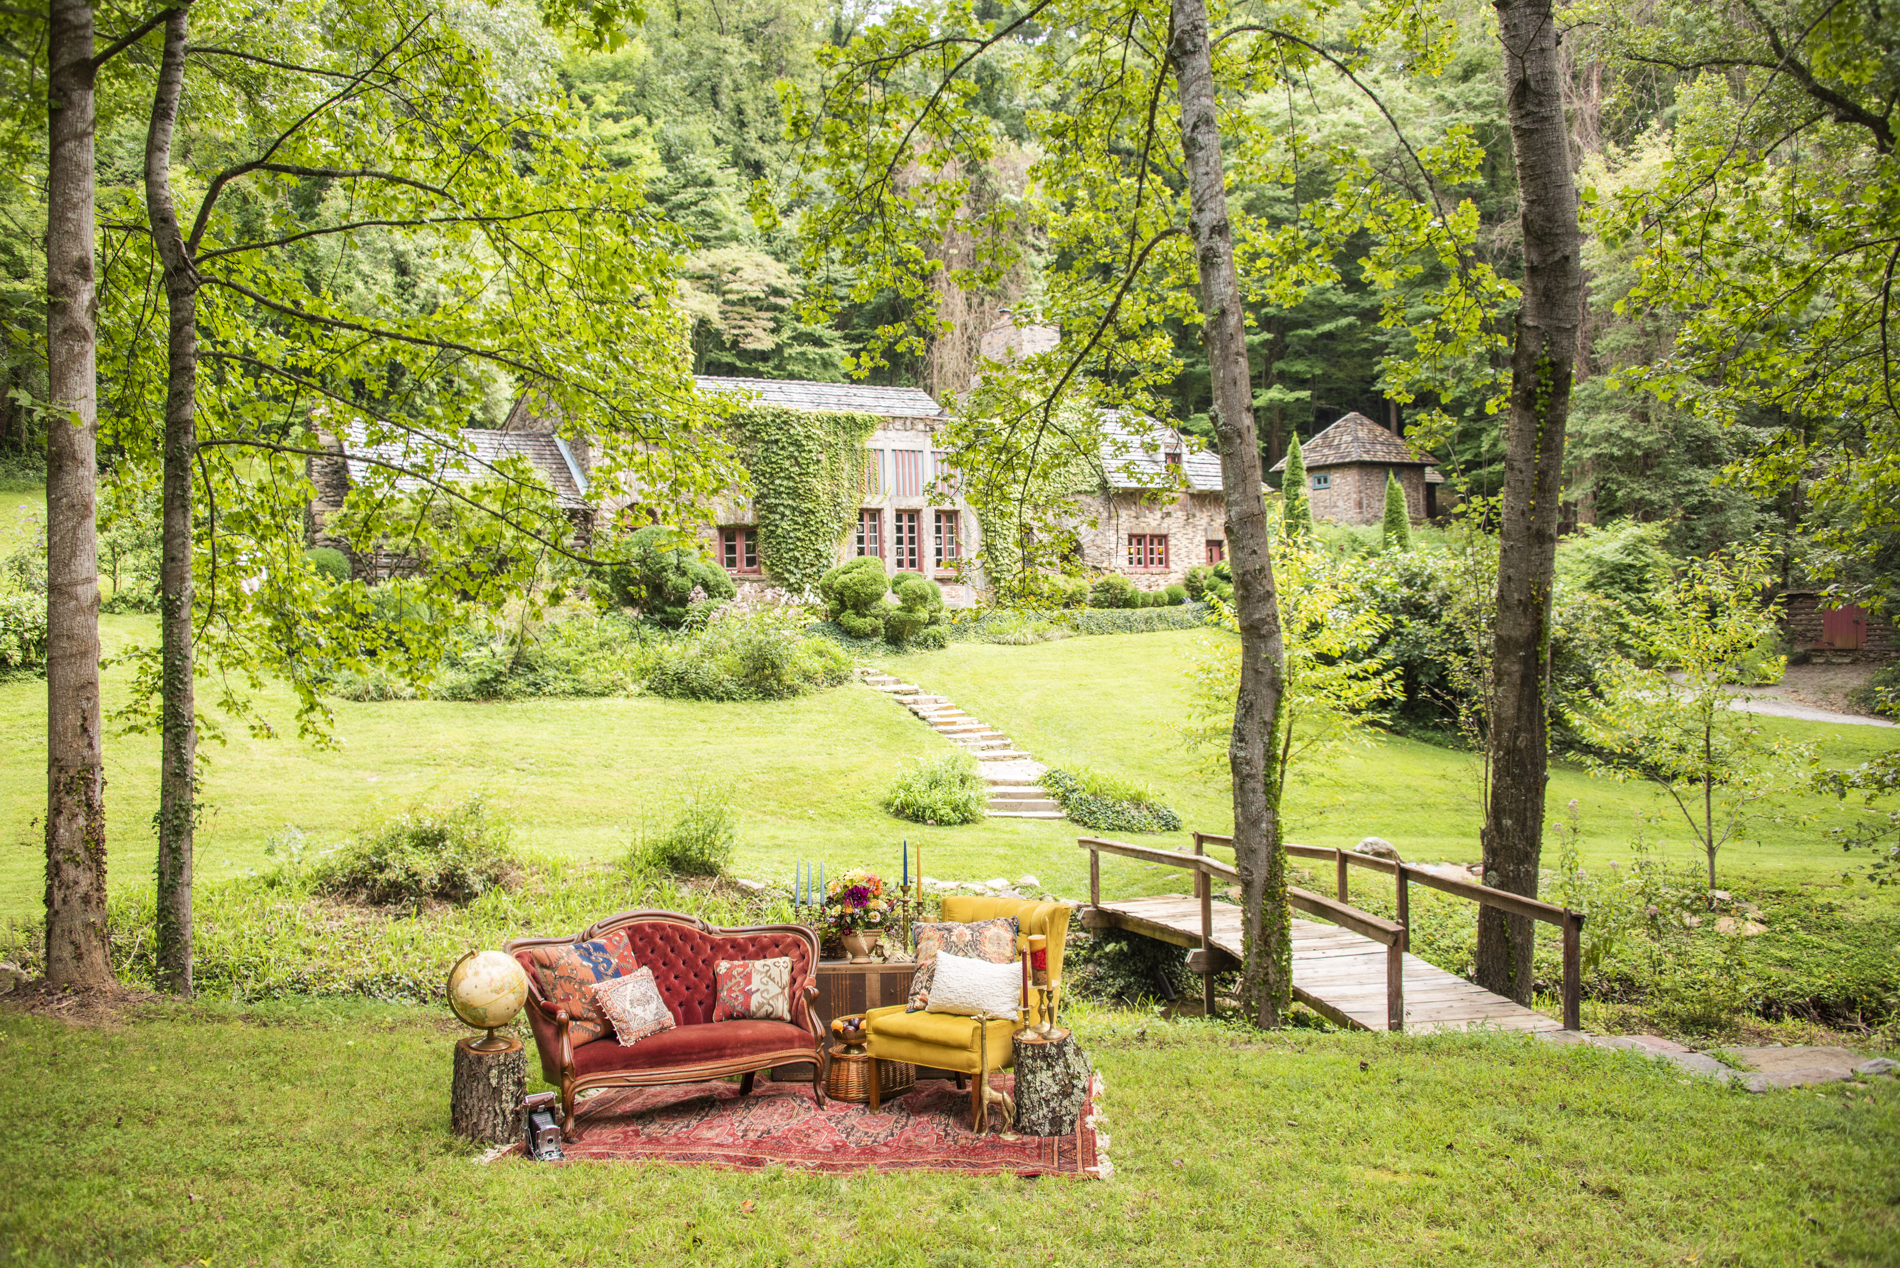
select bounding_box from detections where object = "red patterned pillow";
[522,927,641,1046]
[590,966,677,1046]
[712,957,793,1023]
[907,917,1019,1012]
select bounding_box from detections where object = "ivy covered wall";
[729,405,878,595]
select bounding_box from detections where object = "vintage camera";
[523,1092,564,1162]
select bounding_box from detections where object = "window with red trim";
[856,509,882,558]
[892,510,920,572]
[720,526,759,573]
[1206,539,1224,564]
[933,510,960,569]
[1127,533,1169,569]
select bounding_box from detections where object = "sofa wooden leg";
[737,1071,756,1097]
[868,1057,882,1112]
[969,1073,983,1131]
[560,1078,577,1142]
[811,1061,827,1108]
[955,1072,967,1090]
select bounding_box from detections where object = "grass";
[2,621,1895,928]
[1,999,1895,1266]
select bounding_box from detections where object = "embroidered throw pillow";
[906,917,1019,1012]
[712,956,794,1023]
[590,966,677,1046]
[925,950,1023,1017]
[521,927,641,1046]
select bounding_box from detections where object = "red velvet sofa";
[505,910,825,1137]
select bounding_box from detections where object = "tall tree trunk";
[1477,0,1582,1004]
[44,0,111,988]
[1171,0,1290,1026]
[147,8,197,996]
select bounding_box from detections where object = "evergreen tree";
[1281,433,1313,541]
[1382,471,1412,550]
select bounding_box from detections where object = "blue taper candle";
[797,860,804,907]
[903,839,909,887]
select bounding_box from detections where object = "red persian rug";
[488,1074,1109,1178]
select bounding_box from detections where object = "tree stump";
[1012,1030,1091,1137]
[451,1035,525,1145]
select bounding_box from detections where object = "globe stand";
[468,1026,513,1053]
[451,1033,525,1144]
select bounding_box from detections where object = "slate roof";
[1099,412,1223,493]
[335,421,589,508]
[1270,412,1438,473]
[694,375,946,419]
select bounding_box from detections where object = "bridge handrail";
[1192,833,1584,1031]
[1077,834,1406,1030]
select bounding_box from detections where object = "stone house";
[307,377,987,603]
[1070,414,1227,589]
[692,375,985,606]
[1269,412,1441,525]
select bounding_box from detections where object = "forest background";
[0,0,1886,595]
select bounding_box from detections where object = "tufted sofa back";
[510,911,817,1034]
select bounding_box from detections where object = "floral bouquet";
[823,869,896,937]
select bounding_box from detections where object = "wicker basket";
[826,1045,915,1104]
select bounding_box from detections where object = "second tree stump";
[1012,1030,1091,1137]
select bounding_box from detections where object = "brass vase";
[840,931,881,964]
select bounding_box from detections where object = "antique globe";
[447,950,528,1051]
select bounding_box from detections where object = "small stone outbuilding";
[1779,592,1896,663]
[1270,412,1441,526]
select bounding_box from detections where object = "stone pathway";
[857,669,1062,819]
[1539,1031,1897,1091]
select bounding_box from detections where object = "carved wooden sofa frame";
[505,909,825,1138]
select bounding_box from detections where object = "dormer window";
[1165,450,1182,467]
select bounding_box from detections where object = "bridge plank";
[1088,896,1561,1033]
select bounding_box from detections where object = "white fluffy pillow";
[924,950,1022,1018]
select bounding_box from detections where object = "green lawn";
[1,999,1894,1266]
[3,621,1895,926]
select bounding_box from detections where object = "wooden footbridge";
[1079,834,1582,1034]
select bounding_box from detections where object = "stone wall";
[1306,463,1426,526]
[1074,489,1227,588]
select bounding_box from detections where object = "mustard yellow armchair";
[864,895,1071,1122]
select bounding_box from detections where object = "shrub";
[1163,583,1188,606]
[1089,573,1138,609]
[910,624,951,650]
[645,604,851,701]
[305,546,352,584]
[0,589,48,677]
[1056,603,1207,636]
[311,795,522,908]
[1848,663,1900,720]
[632,787,738,876]
[0,451,45,493]
[883,751,988,825]
[603,525,736,626]
[431,607,652,701]
[1043,767,1182,833]
[1183,565,1212,600]
[885,574,944,644]
[820,556,890,616]
[1065,927,1194,1005]
[1,506,46,593]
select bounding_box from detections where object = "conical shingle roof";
[1269,412,1434,472]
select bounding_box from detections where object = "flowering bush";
[823,869,897,936]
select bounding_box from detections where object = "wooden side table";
[773,959,920,1082]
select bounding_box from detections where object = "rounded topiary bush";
[910,624,951,650]
[1183,565,1212,601]
[304,546,352,584]
[1163,583,1188,606]
[605,525,736,626]
[886,574,945,644]
[311,795,522,908]
[821,557,893,640]
[1090,574,1138,609]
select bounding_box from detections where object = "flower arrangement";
[823,869,896,937]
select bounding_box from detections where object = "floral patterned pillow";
[522,927,641,1047]
[906,917,1019,1012]
[712,957,794,1024]
[590,966,677,1046]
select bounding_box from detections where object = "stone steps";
[986,809,1066,820]
[987,797,1060,813]
[858,667,1049,807]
